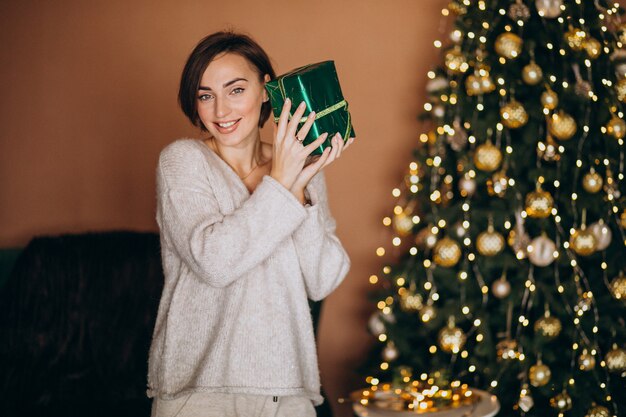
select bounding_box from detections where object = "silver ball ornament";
[590,220,612,251]
[536,0,563,18]
[528,235,557,267]
[369,313,386,336]
[382,342,399,361]
[492,276,512,298]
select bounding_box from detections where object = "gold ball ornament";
[616,78,626,103]
[548,110,577,140]
[496,339,520,360]
[578,349,596,371]
[534,312,562,338]
[415,226,438,249]
[622,210,626,229]
[575,291,593,315]
[420,304,437,322]
[537,135,561,162]
[589,220,612,251]
[481,76,496,94]
[445,47,469,74]
[565,27,587,51]
[474,141,503,172]
[605,344,626,372]
[433,237,462,268]
[477,226,505,256]
[605,115,626,140]
[382,342,399,362]
[585,405,611,417]
[522,61,543,85]
[525,187,554,218]
[582,169,603,193]
[500,99,528,129]
[487,170,509,197]
[536,0,562,18]
[492,275,511,299]
[393,210,414,237]
[508,229,530,259]
[447,1,467,15]
[400,291,423,312]
[529,361,552,387]
[609,272,626,301]
[495,32,523,59]
[420,304,437,323]
[541,89,558,110]
[528,235,557,267]
[569,226,597,256]
[465,74,483,96]
[550,391,573,412]
[438,318,466,353]
[584,37,602,59]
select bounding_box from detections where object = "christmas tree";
[362,1,626,416]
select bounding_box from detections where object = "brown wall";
[0,1,447,416]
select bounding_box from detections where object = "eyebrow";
[198,77,248,91]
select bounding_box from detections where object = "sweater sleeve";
[157,141,307,288]
[291,172,350,301]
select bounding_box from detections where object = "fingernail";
[309,111,316,118]
[299,101,306,108]
[285,98,291,104]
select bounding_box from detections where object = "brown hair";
[178,31,276,130]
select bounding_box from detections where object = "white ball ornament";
[528,235,557,267]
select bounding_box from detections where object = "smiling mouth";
[213,119,241,134]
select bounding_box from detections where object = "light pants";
[151,392,317,417]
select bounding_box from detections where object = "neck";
[211,137,262,180]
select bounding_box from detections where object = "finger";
[296,111,316,142]
[303,132,329,155]
[276,98,292,142]
[325,138,340,164]
[301,147,331,177]
[286,101,307,140]
[343,137,355,152]
[333,134,344,159]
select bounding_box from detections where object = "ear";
[262,74,271,102]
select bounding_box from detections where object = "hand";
[270,98,328,190]
[291,133,356,204]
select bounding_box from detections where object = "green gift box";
[265,60,355,155]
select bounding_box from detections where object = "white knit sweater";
[146,139,350,405]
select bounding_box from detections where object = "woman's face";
[197,52,269,148]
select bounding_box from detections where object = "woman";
[147,31,353,417]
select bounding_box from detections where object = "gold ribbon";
[272,99,348,123]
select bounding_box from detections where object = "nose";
[214,97,231,118]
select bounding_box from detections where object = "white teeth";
[218,121,237,128]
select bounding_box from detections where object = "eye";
[198,93,213,102]
[231,87,245,95]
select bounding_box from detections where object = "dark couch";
[0,231,332,417]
